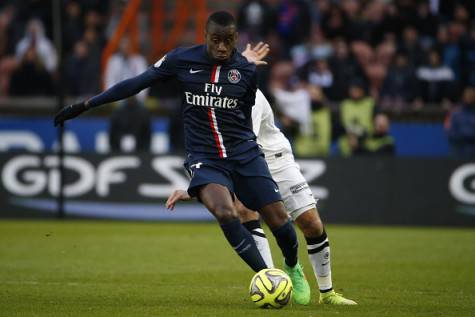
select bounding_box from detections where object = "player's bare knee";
[213,204,238,224]
[260,202,289,230]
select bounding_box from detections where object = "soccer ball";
[249,268,293,309]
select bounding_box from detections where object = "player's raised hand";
[54,101,88,127]
[242,42,270,66]
[166,189,192,210]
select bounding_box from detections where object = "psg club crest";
[227,69,241,84]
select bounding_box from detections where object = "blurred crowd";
[0,1,108,97]
[0,0,474,157]
[236,0,475,157]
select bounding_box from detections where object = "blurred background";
[0,0,474,225]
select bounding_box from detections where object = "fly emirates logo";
[184,83,238,109]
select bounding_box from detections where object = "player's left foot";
[319,290,357,305]
[284,261,311,305]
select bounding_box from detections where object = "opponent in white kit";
[167,44,356,306]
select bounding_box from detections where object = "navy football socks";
[220,218,268,272]
[272,221,299,267]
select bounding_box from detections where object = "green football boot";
[319,290,357,305]
[283,261,311,305]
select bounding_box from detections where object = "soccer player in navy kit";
[54,11,310,303]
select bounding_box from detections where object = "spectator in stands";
[349,40,388,99]
[0,8,9,59]
[380,51,417,110]
[298,57,334,99]
[109,97,152,153]
[398,26,425,67]
[341,113,395,156]
[294,85,332,157]
[378,3,402,39]
[15,18,57,73]
[366,37,396,99]
[395,0,419,28]
[270,60,311,145]
[364,113,395,156]
[62,1,83,56]
[64,40,100,97]
[82,27,102,90]
[104,32,152,152]
[320,4,347,40]
[9,45,54,96]
[338,79,377,156]
[414,1,439,47]
[435,24,461,82]
[356,0,386,44]
[446,86,475,158]
[0,5,18,96]
[453,3,471,29]
[290,26,333,68]
[415,49,456,107]
[328,38,363,101]
[236,0,276,43]
[105,36,151,152]
[83,9,106,62]
[460,22,475,87]
[104,37,148,102]
[84,9,104,34]
[275,0,312,52]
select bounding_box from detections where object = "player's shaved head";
[205,11,237,61]
[206,11,236,30]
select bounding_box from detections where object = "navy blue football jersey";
[151,45,259,160]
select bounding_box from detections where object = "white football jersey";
[252,89,293,157]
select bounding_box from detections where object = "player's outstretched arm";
[165,189,192,210]
[54,68,161,126]
[242,42,269,65]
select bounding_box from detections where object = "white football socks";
[242,220,274,268]
[306,231,333,292]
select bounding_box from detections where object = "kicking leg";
[198,183,267,272]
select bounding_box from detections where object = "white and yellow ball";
[249,268,293,309]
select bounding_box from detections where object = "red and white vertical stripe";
[211,64,221,83]
[208,108,227,158]
[208,64,226,158]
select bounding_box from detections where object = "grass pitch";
[0,220,474,317]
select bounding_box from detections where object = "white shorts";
[266,152,317,220]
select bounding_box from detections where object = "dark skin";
[205,21,238,61]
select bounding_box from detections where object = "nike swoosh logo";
[274,188,279,192]
[189,69,204,74]
[322,262,330,266]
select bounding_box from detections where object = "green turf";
[0,220,474,317]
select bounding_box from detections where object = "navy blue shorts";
[184,154,282,211]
